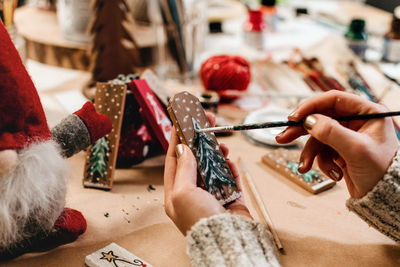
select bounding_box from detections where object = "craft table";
[6,1,400,267]
[4,65,399,267]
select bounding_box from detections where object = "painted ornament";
[167,91,241,205]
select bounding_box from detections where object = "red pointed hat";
[0,22,51,150]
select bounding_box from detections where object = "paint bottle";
[383,14,400,62]
[243,9,266,51]
[260,0,278,32]
[344,19,368,58]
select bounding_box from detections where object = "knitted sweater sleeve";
[186,213,281,267]
[346,149,400,243]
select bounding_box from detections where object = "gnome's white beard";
[0,140,68,249]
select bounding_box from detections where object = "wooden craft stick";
[238,158,283,252]
[3,0,15,27]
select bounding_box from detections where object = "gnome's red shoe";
[53,208,87,242]
[0,208,86,260]
[29,208,87,253]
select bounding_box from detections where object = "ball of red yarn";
[200,55,251,93]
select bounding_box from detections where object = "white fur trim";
[0,140,68,249]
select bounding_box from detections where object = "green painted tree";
[86,136,111,183]
[287,161,322,183]
[193,119,236,198]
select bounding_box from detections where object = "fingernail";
[298,158,304,170]
[304,115,317,130]
[175,144,185,158]
[329,169,340,181]
[276,128,286,138]
[289,110,298,118]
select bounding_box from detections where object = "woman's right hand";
[276,91,399,198]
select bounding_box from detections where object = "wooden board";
[141,69,171,109]
[85,242,153,267]
[262,148,336,194]
[83,82,126,190]
[129,79,172,152]
[167,91,240,205]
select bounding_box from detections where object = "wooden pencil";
[238,158,284,252]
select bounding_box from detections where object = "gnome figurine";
[0,22,112,259]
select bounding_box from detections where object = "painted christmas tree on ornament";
[193,119,237,199]
[262,148,336,194]
[86,136,110,183]
[167,91,240,205]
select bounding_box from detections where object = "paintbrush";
[195,111,400,133]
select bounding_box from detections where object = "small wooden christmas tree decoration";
[83,82,127,190]
[88,0,141,87]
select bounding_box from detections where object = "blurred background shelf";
[14,6,91,70]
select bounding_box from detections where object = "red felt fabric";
[74,101,112,143]
[0,22,51,150]
[54,208,87,237]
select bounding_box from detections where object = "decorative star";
[100,250,118,262]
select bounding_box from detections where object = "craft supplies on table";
[344,19,368,59]
[243,9,266,51]
[200,55,251,102]
[260,0,278,32]
[149,0,207,81]
[383,13,400,63]
[240,105,301,147]
[195,90,220,114]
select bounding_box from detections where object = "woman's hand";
[164,113,251,235]
[276,90,399,198]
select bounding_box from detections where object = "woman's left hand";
[164,113,251,235]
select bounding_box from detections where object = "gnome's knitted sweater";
[186,149,400,267]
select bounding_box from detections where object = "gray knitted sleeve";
[51,114,91,158]
[346,149,400,243]
[186,213,281,267]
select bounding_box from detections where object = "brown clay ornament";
[168,91,241,205]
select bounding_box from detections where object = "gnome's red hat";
[0,22,51,151]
